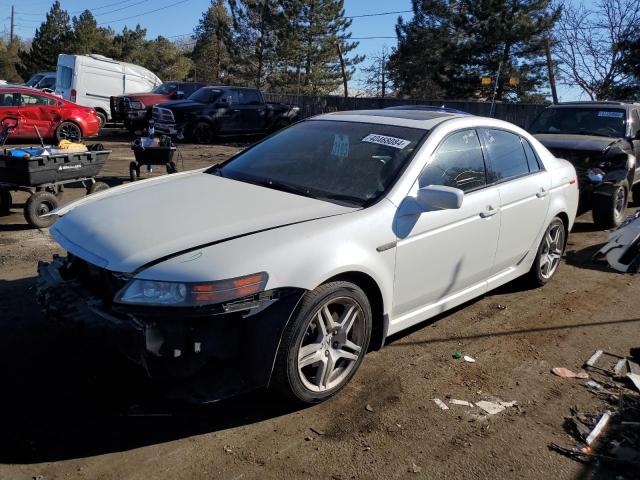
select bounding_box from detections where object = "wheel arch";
[94,107,109,120]
[321,270,387,352]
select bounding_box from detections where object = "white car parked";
[38,109,579,404]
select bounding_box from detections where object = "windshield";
[189,88,221,103]
[153,83,177,95]
[530,107,627,138]
[26,74,44,87]
[210,120,427,207]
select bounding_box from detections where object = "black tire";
[526,216,566,287]
[24,191,59,228]
[55,121,82,142]
[96,111,107,129]
[166,161,177,174]
[592,183,628,229]
[0,189,12,215]
[129,161,140,182]
[87,181,109,195]
[271,281,372,404]
[190,121,213,144]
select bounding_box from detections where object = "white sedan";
[38,109,579,404]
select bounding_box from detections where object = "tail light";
[70,89,77,102]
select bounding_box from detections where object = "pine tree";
[112,25,148,65]
[71,10,116,56]
[191,0,235,83]
[275,0,363,95]
[0,37,25,82]
[18,1,73,78]
[388,0,559,101]
[229,0,281,89]
[140,36,193,80]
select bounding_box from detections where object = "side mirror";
[174,91,185,99]
[416,185,464,211]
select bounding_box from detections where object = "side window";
[522,138,542,172]
[225,89,240,105]
[481,129,530,181]
[181,83,198,97]
[20,94,54,106]
[420,129,487,192]
[39,77,55,89]
[238,89,262,105]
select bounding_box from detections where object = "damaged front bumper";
[37,256,305,401]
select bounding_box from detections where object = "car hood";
[127,93,171,104]
[50,171,356,273]
[534,134,622,153]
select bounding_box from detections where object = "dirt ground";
[0,129,638,480]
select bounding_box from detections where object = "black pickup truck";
[529,101,640,228]
[152,86,300,143]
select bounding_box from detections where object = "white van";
[55,54,162,127]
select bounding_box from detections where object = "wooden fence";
[262,93,548,129]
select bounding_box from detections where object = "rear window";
[57,66,73,89]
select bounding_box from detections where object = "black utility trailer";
[0,149,112,228]
[129,133,177,182]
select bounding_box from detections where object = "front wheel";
[190,121,213,144]
[526,217,566,287]
[592,183,628,229]
[271,281,372,404]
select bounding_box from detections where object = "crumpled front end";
[37,255,305,402]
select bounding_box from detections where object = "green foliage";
[140,36,193,81]
[71,11,116,56]
[191,0,234,83]
[18,1,73,78]
[0,38,25,82]
[388,0,559,101]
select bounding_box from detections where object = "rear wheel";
[190,121,213,144]
[87,181,109,195]
[55,122,82,142]
[592,183,628,229]
[271,281,372,404]
[24,191,58,228]
[0,190,12,215]
[96,111,107,129]
[527,217,566,287]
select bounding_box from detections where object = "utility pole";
[489,61,502,118]
[381,48,386,98]
[10,5,14,43]
[336,41,348,98]
[545,37,558,104]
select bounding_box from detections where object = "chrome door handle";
[480,207,498,218]
[233,109,241,113]
[536,188,548,198]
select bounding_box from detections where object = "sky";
[4,0,588,101]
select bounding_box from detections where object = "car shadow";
[565,242,620,274]
[0,275,302,465]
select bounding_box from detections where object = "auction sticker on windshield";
[597,111,624,118]
[362,134,411,149]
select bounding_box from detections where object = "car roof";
[0,86,60,98]
[550,101,631,109]
[385,105,472,115]
[313,109,466,130]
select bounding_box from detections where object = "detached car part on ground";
[37,110,578,404]
[151,86,299,143]
[595,209,640,273]
[530,102,640,228]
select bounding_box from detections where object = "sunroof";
[332,109,456,121]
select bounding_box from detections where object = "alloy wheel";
[539,222,565,279]
[297,297,366,392]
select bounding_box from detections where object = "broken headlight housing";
[115,272,268,307]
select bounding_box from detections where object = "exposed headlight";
[587,168,605,183]
[115,272,268,307]
[129,101,144,110]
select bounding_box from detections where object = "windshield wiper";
[319,193,364,207]
[251,179,319,200]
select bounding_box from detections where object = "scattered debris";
[223,445,233,454]
[476,401,506,415]
[499,400,517,408]
[453,351,462,359]
[496,304,507,310]
[449,399,474,407]
[410,462,422,474]
[552,367,589,379]
[463,355,476,363]
[627,373,640,393]
[310,427,325,436]
[585,411,611,445]
[593,209,640,273]
[304,436,313,442]
[432,398,449,410]
[585,380,602,389]
[365,404,374,412]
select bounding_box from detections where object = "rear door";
[479,128,551,277]
[18,93,60,139]
[234,89,266,132]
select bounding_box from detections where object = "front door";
[392,129,500,329]
[234,89,265,133]
[478,129,551,276]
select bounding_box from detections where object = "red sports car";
[0,87,100,142]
